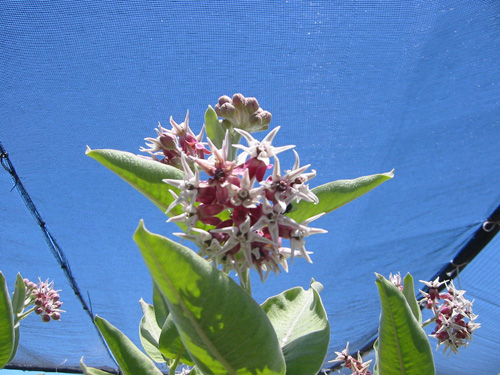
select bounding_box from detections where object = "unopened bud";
[245,97,260,113]
[220,103,235,117]
[51,312,61,321]
[232,93,245,108]
[41,314,51,322]
[218,95,231,106]
[159,134,177,150]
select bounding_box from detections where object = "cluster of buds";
[332,342,373,375]
[24,278,64,322]
[141,95,326,281]
[420,277,480,354]
[215,93,272,133]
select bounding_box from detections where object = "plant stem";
[169,347,184,374]
[15,306,35,324]
[421,316,436,328]
[240,269,252,296]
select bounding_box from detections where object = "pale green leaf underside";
[134,221,286,375]
[287,170,394,223]
[86,148,186,227]
[11,273,25,317]
[94,315,163,375]
[205,105,225,149]
[80,358,113,375]
[261,280,330,375]
[402,273,422,325]
[139,300,164,363]
[0,272,14,369]
[375,274,434,375]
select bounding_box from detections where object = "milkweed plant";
[0,94,479,374]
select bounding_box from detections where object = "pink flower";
[24,278,64,322]
[420,278,480,354]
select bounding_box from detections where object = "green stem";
[421,316,436,328]
[169,347,185,374]
[228,131,242,161]
[15,306,35,324]
[240,269,252,296]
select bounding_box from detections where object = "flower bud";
[245,97,260,114]
[41,314,51,323]
[220,103,235,117]
[51,312,61,321]
[218,95,232,106]
[232,93,245,108]
[159,134,177,150]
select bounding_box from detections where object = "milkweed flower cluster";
[141,94,326,281]
[331,342,373,375]
[24,277,64,322]
[420,277,480,354]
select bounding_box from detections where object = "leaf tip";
[310,279,324,293]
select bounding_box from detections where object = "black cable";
[1,141,119,373]
[326,203,500,373]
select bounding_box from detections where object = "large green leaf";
[0,272,14,369]
[138,299,164,363]
[94,315,163,375]
[134,221,286,375]
[287,170,394,223]
[375,274,434,375]
[86,148,185,223]
[402,273,422,325]
[261,280,330,375]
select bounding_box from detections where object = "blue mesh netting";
[1,1,499,373]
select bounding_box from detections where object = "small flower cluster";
[24,278,64,322]
[140,112,209,169]
[389,272,403,291]
[332,342,373,375]
[141,95,326,281]
[420,277,480,354]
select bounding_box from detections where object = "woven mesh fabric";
[1,1,500,373]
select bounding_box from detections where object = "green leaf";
[134,220,286,375]
[11,273,25,316]
[0,272,14,369]
[94,315,163,375]
[373,338,380,375]
[86,148,186,227]
[375,274,434,375]
[261,280,330,375]
[402,273,422,325]
[287,170,394,223]
[205,106,225,148]
[7,325,20,364]
[138,299,164,363]
[153,282,170,328]
[80,357,114,375]
[158,314,194,366]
